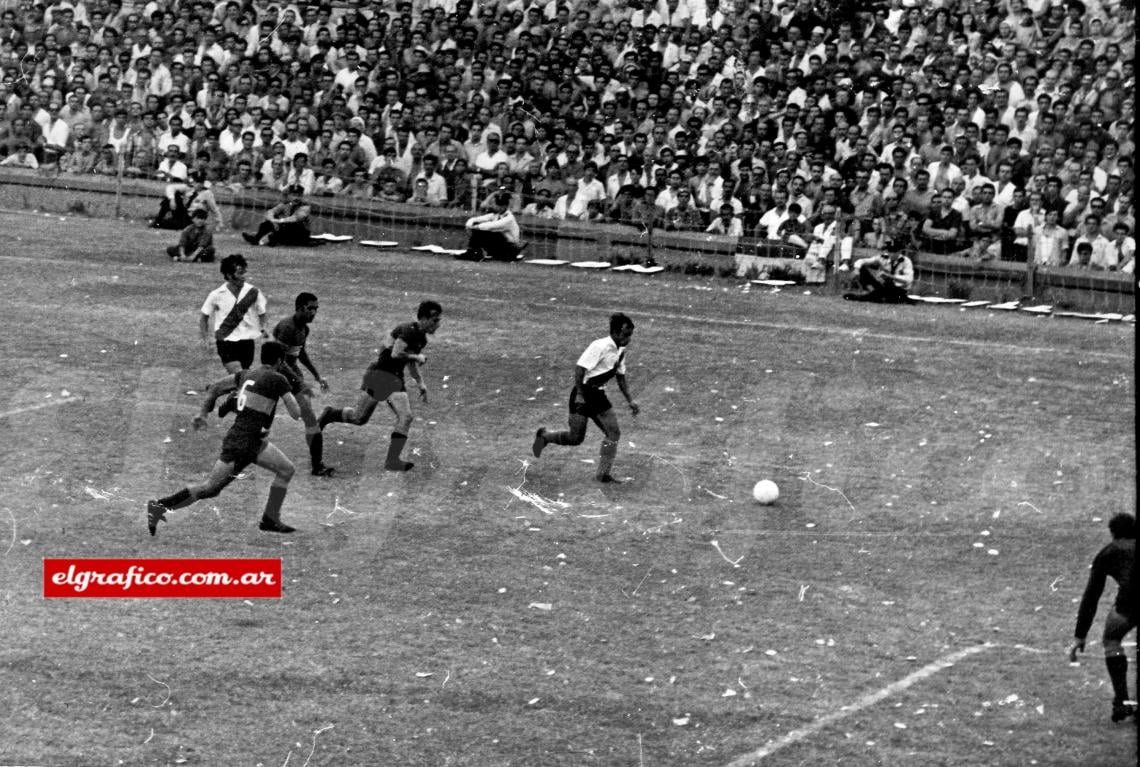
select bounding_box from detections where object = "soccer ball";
[752,480,779,505]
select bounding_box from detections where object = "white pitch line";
[0,398,81,418]
[723,643,994,767]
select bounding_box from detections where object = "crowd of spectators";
[0,0,1134,269]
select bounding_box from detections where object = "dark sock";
[263,484,288,522]
[385,431,410,468]
[158,488,192,509]
[307,432,324,471]
[1106,655,1130,702]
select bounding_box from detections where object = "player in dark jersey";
[148,342,302,535]
[1069,513,1136,722]
[318,300,443,471]
[532,313,640,482]
[273,291,334,477]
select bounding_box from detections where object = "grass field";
[0,208,1136,766]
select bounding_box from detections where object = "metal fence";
[0,167,1132,316]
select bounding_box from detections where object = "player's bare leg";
[537,414,589,453]
[147,459,239,535]
[319,391,378,429]
[253,442,296,533]
[591,410,622,482]
[383,392,415,471]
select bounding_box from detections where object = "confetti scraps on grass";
[711,539,743,567]
[84,487,113,500]
[146,673,171,707]
[326,496,357,519]
[1049,577,1063,591]
[506,486,570,516]
[300,725,335,767]
[799,474,855,512]
[646,453,691,495]
[143,728,154,744]
[798,584,810,602]
[702,487,730,500]
[415,671,434,678]
[1018,501,1044,514]
[528,602,553,611]
[442,670,451,688]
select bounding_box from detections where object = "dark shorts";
[361,364,404,401]
[216,339,256,369]
[569,385,611,418]
[219,435,266,475]
[1104,609,1137,642]
[282,362,307,396]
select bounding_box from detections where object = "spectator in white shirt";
[1070,216,1114,269]
[1110,224,1135,273]
[460,190,524,261]
[41,102,70,165]
[706,203,744,237]
[157,115,190,156]
[282,153,315,195]
[568,162,608,220]
[155,144,189,182]
[412,153,448,206]
[1032,208,1069,267]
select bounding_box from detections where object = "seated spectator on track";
[166,208,216,263]
[242,186,315,247]
[844,250,916,304]
[151,170,213,230]
[458,190,524,262]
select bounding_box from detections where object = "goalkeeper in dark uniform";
[148,342,301,536]
[318,300,443,472]
[531,313,640,483]
[1069,512,1136,722]
[273,292,334,477]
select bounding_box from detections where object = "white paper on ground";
[908,295,968,304]
[360,240,399,247]
[312,233,353,242]
[613,264,665,273]
[526,259,570,265]
[570,261,613,268]
[751,279,798,286]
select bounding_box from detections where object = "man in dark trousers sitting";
[843,249,915,303]
[242,185,315,247]
[458,190,524,261]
